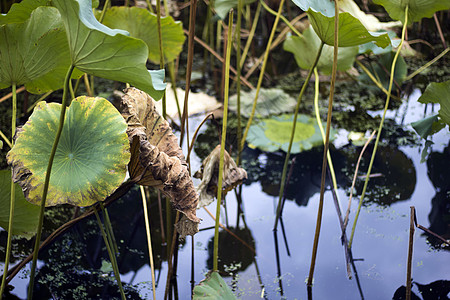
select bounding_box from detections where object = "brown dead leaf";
[194,145,247,208]
[120,87,200,236]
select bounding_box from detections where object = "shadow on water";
[425,142,450,251]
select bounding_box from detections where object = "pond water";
[2,88,450,299]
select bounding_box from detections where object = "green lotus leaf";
[283,27,358,75]
[52,0,166,100]
[228,88,297,118]
[291,0,335,17]
[359,30,400,55]
[193,271,237,299]
[308,9,391,48]
[246,114,335,153]
[0,0,50,25]
[214,0,256,19]
[418,80,450,126]
[0,169,39,238]
[411,114,445,139]
[7,96,130,207]
[359,52,407,90]
[0,6,75,93]
[373,0,450,24]
[101,6,185,64]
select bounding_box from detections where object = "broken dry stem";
[406,206,415,300]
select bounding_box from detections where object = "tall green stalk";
[240,0,285,154]
[313,68,340,202]
[27,65,75,299]
[236,0,243,165]
[139,186,157,300]
[213,10,233,272]
[307,1,339,287]
[273,42,324,231]
[93,209,126,300]
[240,1,261,69]
[156,0,166,118]
[0,84,17,300]
[348,6,409,250]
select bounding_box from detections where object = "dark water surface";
[3,89,450,299]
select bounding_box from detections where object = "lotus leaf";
[307,9,391,48]
[228,88,297,118]
[411,114,444,140]
[246,114,334,153]
[291,0,335,17]
[52,0,166,100]
[0,0,50,24]
[0,169,39,238]
[283,27,358,75]
[214,0,256,20]
[101,6,185,64]
[359,52,407,90]
[7,96,130,207]
[120,88,200,237]
[0,6,73,93]
[373,0,450,24]
[339,0,402,31]
[359,31,401,55]
[193,271,237,299]
[418,80,450,126]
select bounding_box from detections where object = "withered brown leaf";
[121,87,199,237]
[194,145,247,208]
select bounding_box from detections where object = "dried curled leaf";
[120,87,200,237]
[194,145,247,208]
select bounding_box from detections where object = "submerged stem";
[348,6,409,250]
[27,65,75,299]
[213,10,233,272]
[0,83,17,300]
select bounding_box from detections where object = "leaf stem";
[0,83,17,300]
[93,209,126,300]
[139,186,157,300]
[0,129,12,149]
[348,6,409,250]
[27,65,75,299]
[273,42,325,231]
[240,0,285,154]
[307,0,339,287]
[156,0,166,118]
[236,0,243,165]
[405,47,449,82]
[213,9,233,272]
[259,0,303,38]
